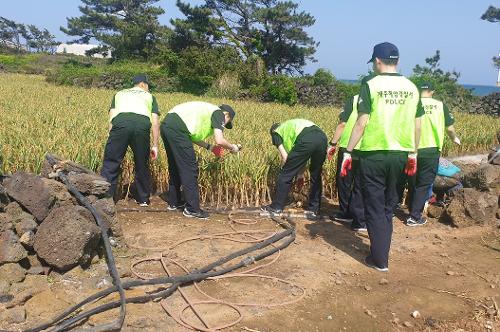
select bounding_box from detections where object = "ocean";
[339,80,500,97]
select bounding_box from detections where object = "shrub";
[206,72,242,99]
[172,46,242,95]
[264,75,298,106]
[46,59,176,92]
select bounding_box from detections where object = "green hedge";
[45,60,177,92]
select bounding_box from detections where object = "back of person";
[419,97,446,151]
[359,74,420,152]
[274,119,316,152]
[166,101,221,142]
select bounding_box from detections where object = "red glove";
[296,176,305,191]
[211,145,224,158]
[327,145,337,161]
[340,152,352,177]
[404,153,417,176]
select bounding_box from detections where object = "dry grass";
[0,73,498,206]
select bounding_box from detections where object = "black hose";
[50,233,294,331]
[58,172,126,332]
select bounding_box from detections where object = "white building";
[56,43,111,58]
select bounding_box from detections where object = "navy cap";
[419,82,434,91]
[367,42,399,63]
[219,104,235,129]
[132,74,149,85]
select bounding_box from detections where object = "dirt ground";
[2,196,499,332]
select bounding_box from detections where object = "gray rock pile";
[471,92,500,117]
[0,155,121,292]
[430,161,500,227]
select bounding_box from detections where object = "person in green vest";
[262,119,328,219]
[341,42,424,272]
[406,82,460,226]
[101,74,160,206]
[328,95,367,231]
[161,101,240,219]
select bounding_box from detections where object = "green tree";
[481,6,500,68]
[25,25,58,53]
[0,17,27,52]
[60,0,170,60]
[411,50,475,110]
[171,0,317,74]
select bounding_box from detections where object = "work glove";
[230,144,242,154]
[327,145,337,161]
[453,136,461,145]
[296,176,305,191]
[150,146,158,161]
[340,152,352,177]
[208,144,224,158]
[404,153,418,176]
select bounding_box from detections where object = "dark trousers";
[408,155,440,220]
[271,128,327,213]
[336,147,353,217]
[349,158,366,228]
[161,121,201,213]
[359,152,407,268]
[101,121,151,202]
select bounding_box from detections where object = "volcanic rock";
[67,173,110,196]
[0,230,28,264]
[444,188,497,227]
[3,172,55,222]
[33,206,100,271]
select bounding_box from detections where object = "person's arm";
[414,117,422,151]
[214,129,239,152]
[277,144,288,165]
[331,122,346,145]
[443,105,460,144]
[414,98,424,151]
[108,95,116,132]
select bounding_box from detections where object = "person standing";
[328,95,367,231]
[406,82,460,226]
[161,101,240,219]
[101,74,160,206]
[262,119,328,220]
[340,42,424,272]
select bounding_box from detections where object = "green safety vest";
[338,95,361,149]
[275,119,316,153]
[359,75,420,152]
[419,97,446,151]
[169,101,220,142]
[112,87,154,122]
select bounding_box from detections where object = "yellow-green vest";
[359,75,420,152]
[275,119,316,153]
[419,97,446,151]
[169,101,220,142]
[339,95,361,149]
[111,87,153,122]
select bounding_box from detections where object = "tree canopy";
[60,0,169,60]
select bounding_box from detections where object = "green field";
[0,73,498,206]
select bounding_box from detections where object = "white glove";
[150,146,159,160]
[453,136,461,145]
[230,144,241,154]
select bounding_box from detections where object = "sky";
[1,0,499,85]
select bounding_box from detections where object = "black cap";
[419,82,434,91]
[132,74,149,85]
[219,104,235,129]
[270,123,280,136]
[367,42,399,63]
